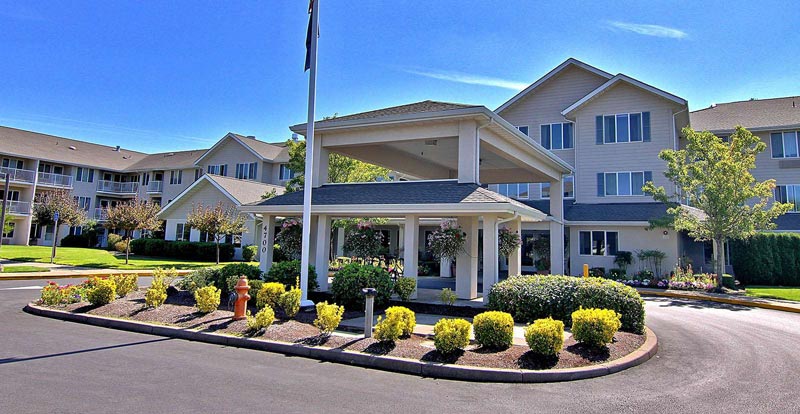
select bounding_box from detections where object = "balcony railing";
[0,166,36,183]
[37,172,73,188]
[96,180,138,194]
[3,200,31,215]
[94,208,108,221]
[146,180,163,193]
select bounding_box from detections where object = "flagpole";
[299,0,319,304]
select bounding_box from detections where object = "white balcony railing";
[94,208,108,221]
[3,200,31,215]
[37,172,73,188]
[146,180,163,193]
[0,166,36,183]
[96,180,138,194]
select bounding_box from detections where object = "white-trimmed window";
[1,190,20,201]
[169,170,182,185]
[74,196,91,212]
[75,167,94,183]
[497,183,529,200]
[279,164,295,181]
[2,158,24,169]
[207,164,227,176]
[235,162,258,180]
[175,223,191,241]
[598,171,652,197]
[194,168,203,181]
[579,231,619,256]
[596,112,650,144]
[3,221,14,238]
[540,176,575,199]
[771,131,799,158]
[515,125,529,136]
[775,185,800,212]
[540,122,574,150]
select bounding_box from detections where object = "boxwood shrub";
[331,263,393,309]
[487,275,645,334]
[265,260,318,292]
[129,238,234,261]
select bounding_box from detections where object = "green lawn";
[746,286,800,302]
[1,265,49,273]
[0,245,254,270]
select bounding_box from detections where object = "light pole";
[50,211,59,264]
[0,172,9,250]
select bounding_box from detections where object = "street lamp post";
[0,172,10,250]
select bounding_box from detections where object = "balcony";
[3,200,31,215]
[94,208,108,221]
[0,166,36,184]
[96,180,138,195]
[37,172,73,189]
[146,180,163,193]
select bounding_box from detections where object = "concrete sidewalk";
[0,260,191,280]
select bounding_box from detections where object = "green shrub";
[247,306,275,331]
[487,275,645,334]
[194,286,221,313]
[177,267,215,294]
[314,301,345,334]
[722,274,736,290]
[589,267,606,277]
[331,263,393,309]
[571,308,621,347]
[60,234,91,248]
[114,240,129,253]
[731,233,800,286]
[145,271,171,308]
[248,279,263,302]
[106,233,123,250]
[440,288,457,305]
[393,277,416,301]
[524,317,564,356]
[433,318,471,354]
[242,245,258,262]
[472,311,514,349]
[87,278,116,306]
[128,238,235,261]
[265,260,318,292]
[374,314,404,342]
[110,274,138,297]
[277,287,302,318]
[384,306,415,337]
[256,282,285,309]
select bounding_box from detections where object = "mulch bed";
[52,290,645,371]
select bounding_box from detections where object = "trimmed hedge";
[129,238,234,261]
[487,275,645,334]
[331,263,393,309]
[730,233,800,286]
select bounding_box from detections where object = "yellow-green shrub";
[194,286,221,313]
[433,318,471,354]
[87,278,116,306]
[114,239,129,253]
[247,306,275,331]
[384,306,415,337]
[373,314,403,342]
[277,287,302,318]
[111,274,138,297]
[257,282,286,310]
[524,317,564,355]
[313,301,345,334]
[571,308,621,347]
[145,271,171,308]
[472,311,514,349]
[440,288,457,306]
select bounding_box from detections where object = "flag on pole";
[304,0,315,71]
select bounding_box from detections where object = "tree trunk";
[714,237,725,291]
[125,231,131,265]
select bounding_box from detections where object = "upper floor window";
[235,162,258,180]
[75,167,94,183]
[2,158,24,169]
[775,185,800,212]
[597,171,652,197]
[279,164,295,181]
[1,190,20,201]
[194,168,203,181]
[579,231,619,256]
[497,183,529,200]
[540,123,574,150]
[515,126,529,136]
[207,164,227,176]
[771,131,799,158]
[169,170,182,185]
[74,196,91,211]
[596,112,650,144]
[540,176,575,199]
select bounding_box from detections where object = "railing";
[4,200,31,215]
[96,180,138,194]
[94,208,108,221]
[147,180,163,193]
[0,166,36,183]
[37,172,73,188]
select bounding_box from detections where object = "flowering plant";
[275,218,302,260]
[343,220,384,259]
[668,265,717,291]
[498,227,522,257]
[39,281,88,306]
[427,220,467,260]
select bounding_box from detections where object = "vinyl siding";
[567,225,679,277]
[159,182,237,221]
[200,138,261,179]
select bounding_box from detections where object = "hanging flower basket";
[343,220,384,259]
[498,227,522,257]
[427,220,467,260]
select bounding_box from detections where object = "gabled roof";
[158,173,285,217]
[690,96,800,133]
[194,133,289,166]
[126,148,207,171]
[561,74,687,117]
[495,58,614,113]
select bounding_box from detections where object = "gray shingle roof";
[206,174,284,205]
[229,133,289,161]
[522,200,670,222]
[690,96,800,132]
[313,100,479,125]
[127,149,207,171]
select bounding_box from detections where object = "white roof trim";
[561,74,687,116]
[157,174,240,217]
[194,133,266,166]
[495,58,613,113]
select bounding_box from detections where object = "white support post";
[508,216,522,276]
[335,226,345,257]
[455,216,479,299]
[312,140,329,188]
[259,216,275,274]
[315,214,331,291]
[549,178,565,275]
[482,214,499,303]
[457,120,479,183]
[403,215,419,300]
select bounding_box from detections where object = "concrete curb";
[1,269,193,281]
[638,289,800,314]
[24,303,657,383]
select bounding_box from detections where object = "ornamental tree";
[284,138,391,192]
[644,126,792,288]
[105,198,162,264]
[33,190,86,259]
[186,202,247,264]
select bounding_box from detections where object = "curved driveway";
[1,277,798,413]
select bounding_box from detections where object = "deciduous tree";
[186,202,247,264]
[32,190,86,259]
[105,198,162,264]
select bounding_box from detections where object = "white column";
[549,178,565,275]
[397,223,405,257]
[402,215,419,299]
[307,215,319,266]
[259,216,275,273]
[315,214,331,291]
[507,216,522,276]
[457,120,479,183]
[311,137,329,188]
[455,216,479,299]
[482,214,499,303]
[439,257,452,278]
[335,226,345,257]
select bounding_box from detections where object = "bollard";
[583,264,589,278]
[362,288,377,338]
[233,276,251,321]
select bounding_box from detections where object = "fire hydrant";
[233,276,250,321]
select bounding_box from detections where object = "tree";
[32,190,86,259]
[3,215,13,237]
[105,198,162,264]
[284,139,391,192]
[186,202,247,264]
[644,126,792,289]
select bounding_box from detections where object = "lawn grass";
[1,265,49,273]
[0,245,254,270]
[745,286,800,302]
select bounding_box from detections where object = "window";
[194,168,203,181]
[141,172,150,185]
[2,221,14,238]
[1,190,20,201]
[169,170,182,185]
[175,223,191,241]
[279,164,295,181]
[198,230,215,242]
[541,176,575,199]
[69,226,83,236]
[771,131,800,158]
[516,125,529,136]
[497,183,529,200]
[235,162,258,180]
[74,196,91,211]
[207,164,227,176]
[598,171,651,196]
[579,231,619,256]
[596,112,650,144]
[775,185,800,212]
[540,123,574,150]
[2,158,23,169]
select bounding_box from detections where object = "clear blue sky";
[1,0,798,153]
